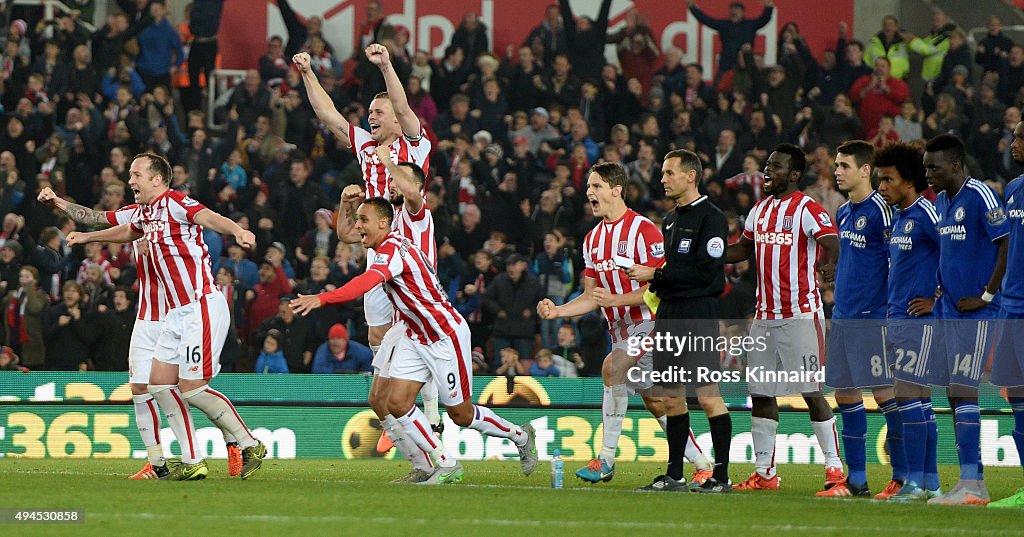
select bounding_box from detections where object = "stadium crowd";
[2,0,1019,375]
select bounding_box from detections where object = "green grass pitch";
[0,459,1020,536]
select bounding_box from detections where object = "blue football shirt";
[1001,176,1024,314]
[935,178,1010,318]
[887,197,941,319]
[834,191,892,319]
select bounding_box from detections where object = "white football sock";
[382,414,433,472]
[812,417,843,469]
[182,386,257,449]
[599,384,629,464]
[396,406,457,468]
[421,381,441,426]
[470,405,526,446]
[751,416,779,479]
[149,384,202,464]
[685,428,712,469]
[132,393,165,467]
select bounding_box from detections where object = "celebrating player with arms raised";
[291,199,538,484]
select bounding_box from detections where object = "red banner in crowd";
[219,0,854,80]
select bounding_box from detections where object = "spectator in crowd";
[451,12,489,66]
[93,286,133,371]
[688,0,774,83]
[255,329,289,373]
[42,280,94,370]
[245,251,292,341]
[494,346,529,375]
[135,1,183,91]
[524,3,568,66]
[530,348,560,377]
[894,100,923,142]
[850,57,908,138]
[559,0,611,81]
[976,15,1014,76]
[532,229,572,348]
[0,345,25,371]
[254,299,311,373]
[905,10,954,89]
[311,323,373,374]
[932,29,972,100]
[485,253,542,361]
[924,92,967,139]
[5,265,47,369]
[864,15,910,80]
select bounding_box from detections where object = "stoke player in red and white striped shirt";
[537,162,714,485]
[334,147,443,481]
[37,189,175,478]
[294,44,431,350]
[724,144,844,492]
[291,198,538,484]
[61,153,267,480]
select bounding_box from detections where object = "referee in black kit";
[627,149,733,493]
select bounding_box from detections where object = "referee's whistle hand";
[626,265,655,282]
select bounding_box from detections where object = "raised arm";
[365,44,421,138]
[335,185,364,244]
[66,225,143,247]
[290,270,386,315]
[375,145,424,213]
[193,209,256,249]
[293,52,352,148]
[37,187,112,228]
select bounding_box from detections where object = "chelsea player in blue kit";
[820,140,905,498]
[875,143,944,501]
[985,121,1024,508]
[924,135,1009,506]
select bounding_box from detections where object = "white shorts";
[364,250,394,327]
[372,320,406,378]
[154,291,229,380]
[388,321,473,407]
[612,320,655,395]
[747,313,825,396]
[128,319,162,384]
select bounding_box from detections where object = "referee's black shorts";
[653,296,721,389]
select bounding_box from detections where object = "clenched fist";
[292,52,312,73]
[365,44,391,68]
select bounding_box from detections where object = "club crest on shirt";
[677,238,692,254]
[987,207,1007,226]
[855,215,867,230]
[617,241,628,255]
[650,242,664,258]
[782,216,793,230]
[903,219,914,234]
[955,206,966,222]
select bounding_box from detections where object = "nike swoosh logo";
[666,223,674,229]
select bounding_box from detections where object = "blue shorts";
[991,310,1024,388]
[825,318,892,389]
[936,315,999,388]
[887,318,938,387]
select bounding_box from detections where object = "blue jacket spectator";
[530,350,560,377]
[221,243,259,289]
[312,324,373,374]
[255,331,289,373]
[135,3,184,79]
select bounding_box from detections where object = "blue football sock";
[879,398,907,483]
[954,402,981,481]
[1011,398,1024,478]
[922,400,940,490]
[898,399,925,486]
[840,402,868,486]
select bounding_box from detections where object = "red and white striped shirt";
[725,171,765,201]
[393,202,436,268]
[742,191,837,320]
[76,257,114,287]
[369,232,463,344]
[582,209,665,335]
[350,124,431,199]
[106,190,216,315]
[106,206,167,321]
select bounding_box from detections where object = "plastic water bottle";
[550,449,564,489]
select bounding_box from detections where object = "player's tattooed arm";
[37,187,111,228]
